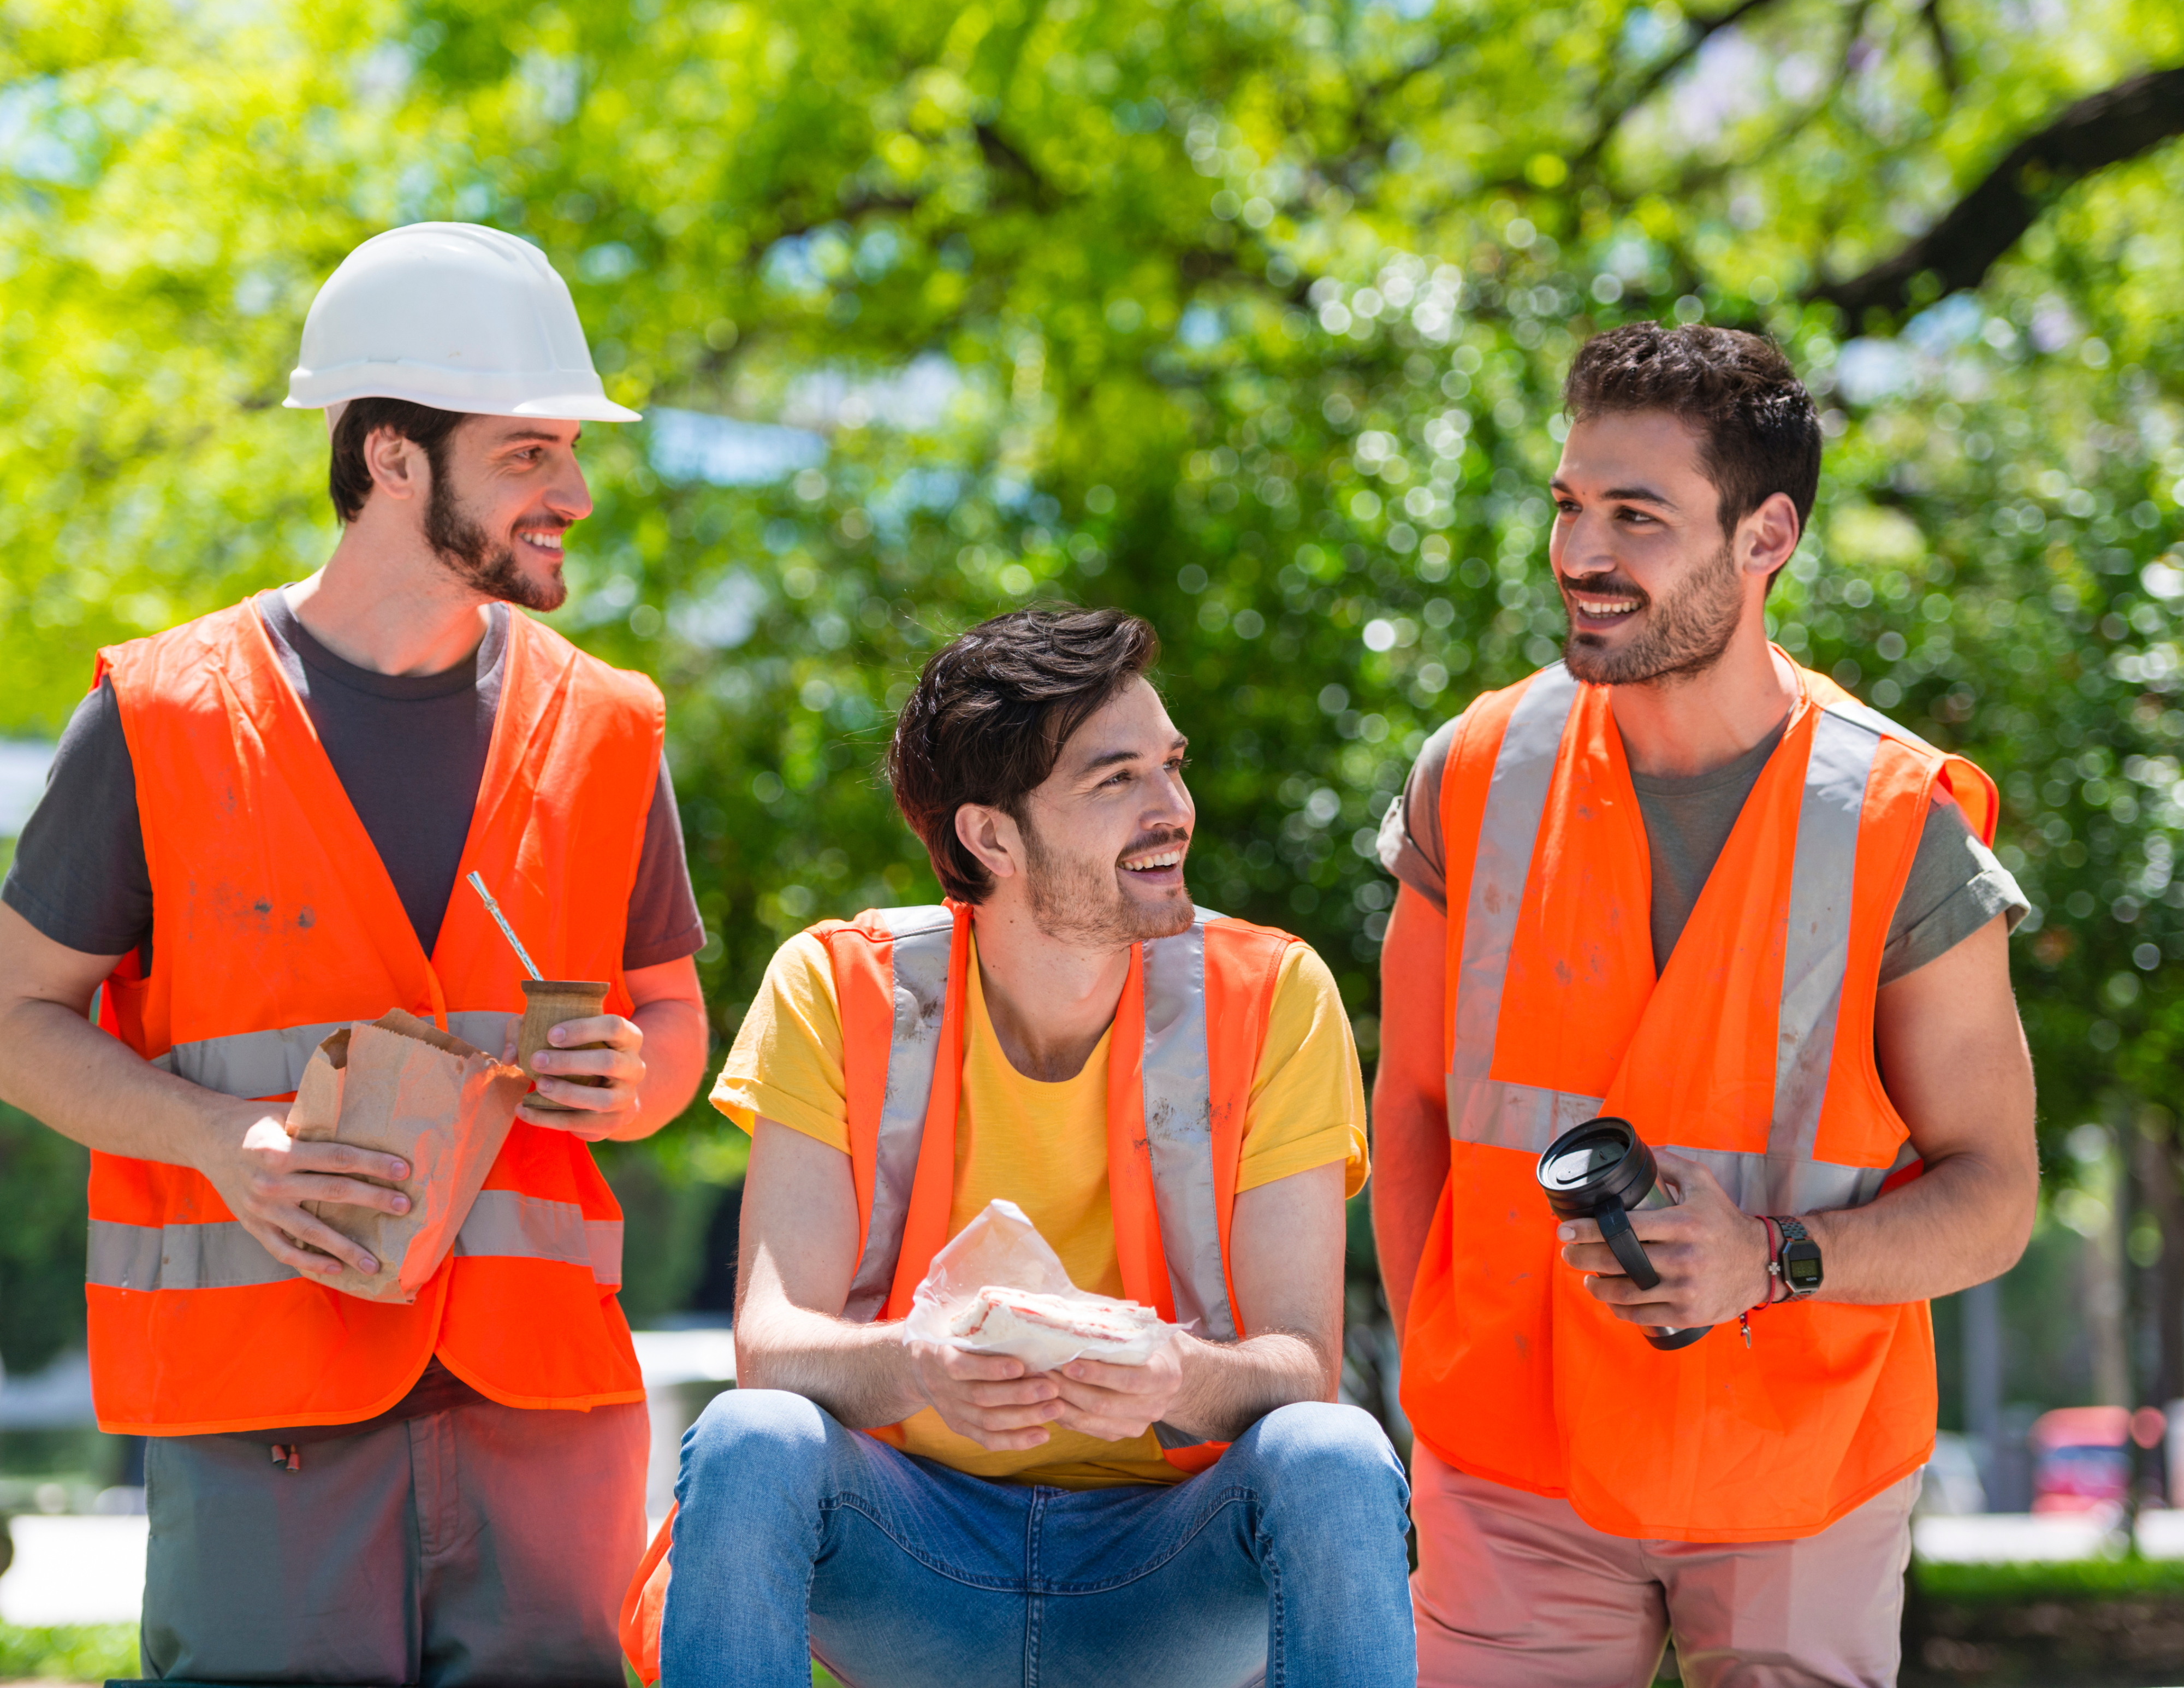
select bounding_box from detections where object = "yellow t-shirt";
[713,923,1368,1489]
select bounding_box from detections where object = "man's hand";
[1052,1334,1184,1442]
[1556,1152,1771,1329]
[512,1012,647,1140]
[192,1100,412,1280]
[904,1337,1064,1452]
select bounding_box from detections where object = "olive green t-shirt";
[1378,712,2027,980]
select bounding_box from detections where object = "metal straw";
[466,871,543,981]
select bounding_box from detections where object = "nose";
[1551,506,1618,582]
[1146,765,1195,836]
[548,452,594,524]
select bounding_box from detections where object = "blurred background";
[0,0,2180,1678]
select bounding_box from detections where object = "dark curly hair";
[328,396,468,523]
[1564,323,1822,544]
[887,607,1161,903]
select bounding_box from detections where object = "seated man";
[626,608,1415,1687]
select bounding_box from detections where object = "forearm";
[733,1302,928,1429]
[1164,1329,1333,1443]
[0,993,228,1168]
[603,993,709,1141]
[1800,1148,2035,1305]
[1370,1091,1448,1338]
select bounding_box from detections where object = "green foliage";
[0,1621,137,1679]
[1914,1554,2184,1603]
[1,0,2180,1340]
[0,1105,88,1373]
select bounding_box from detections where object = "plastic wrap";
[901,1198,1169,1370]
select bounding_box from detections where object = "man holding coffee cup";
[1372,323,2040,1685]
[0,223,708,1681]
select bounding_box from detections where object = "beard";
[1560,540,1742,686]
[1019,816,1195,949]
[425,471,568,612]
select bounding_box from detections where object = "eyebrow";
[1552,475,1677,508]
[498,428,578,447]
[1076,735,1189,775]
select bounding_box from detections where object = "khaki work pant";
[141,1393,647,1686]
[1411,1442,1918,1688]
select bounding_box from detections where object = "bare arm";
[0,899,410,1280]
[1561,914,2040,1325]
[1053,1160,1346,1444]
[1370,885,1450,1338]
[732,1118,1066,1446]
[734,1120,1348,1448]
[518,953,709,1142]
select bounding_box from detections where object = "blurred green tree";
[1,0,2180,1393]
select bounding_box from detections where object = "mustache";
[1557,574,1647,606]
[1117,828,1191,862]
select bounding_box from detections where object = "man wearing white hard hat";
[0,223,708,1682]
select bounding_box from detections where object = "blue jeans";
[660,1390,1416,1688]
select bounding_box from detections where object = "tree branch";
[1809,64,2184,319]
[1572,0,1793,172]
[1920,0,1959,96]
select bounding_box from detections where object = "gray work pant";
[141,1396,647,1686]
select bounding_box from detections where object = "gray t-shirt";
[2,590,705,972]
[1378,709,2026,982]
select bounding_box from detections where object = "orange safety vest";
[1400,656,1999,1543]
[87,600,661,1435]
[619,900,1298,1682]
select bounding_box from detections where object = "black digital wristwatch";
[1775,1216,1823,1299]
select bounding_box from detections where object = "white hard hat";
[285,222,640,422]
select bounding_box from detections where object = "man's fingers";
[286,1173,411,1216]
[1059,1357,1153,1391]
[284,1141,410,1183]
[526,1074,622,1111]
[939,1348,1030,1382]
[250,1212,377,1277]
[530,1046,635,1081]
[545,1013,640,1050]
[959,1377,1060,1407]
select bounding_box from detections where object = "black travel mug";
[1535,1116,1711,1352]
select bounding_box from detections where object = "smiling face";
[1002,678,1196,949]
[1548,409,1762,687]
[424,416,593,612]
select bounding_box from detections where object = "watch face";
[1785,1244,1823,1290]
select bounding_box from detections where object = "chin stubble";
[425,472,567,613]
[1561,540,1742,686]
[1020,816,1195,947]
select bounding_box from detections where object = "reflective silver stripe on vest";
[87,1218,295,1291]
[1772,709,1884,1162]
[151,1011,519,1098]
[1445,1076,1606,1155]
[841,906,1236,1337]
[1450,665,1580,1097]
[1142,909,1237,1342]
[842,907,956,1323]
[88,1187,621,1292]
[454,1188,624,1286]
[1446,677,1900,1213]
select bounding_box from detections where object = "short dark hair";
[1563,323,1823,543]
[328,396,468,523]
[887,607,1161,904]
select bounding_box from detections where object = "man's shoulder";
[509,611,665,718]
[98,600,260,693]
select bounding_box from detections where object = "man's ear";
[364,426,429,505]
[1737,491,1801,581]
[954,803,1024,886]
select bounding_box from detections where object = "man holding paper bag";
[0,224,708,1683]
[624,609,1415,1687]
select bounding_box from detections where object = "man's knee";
[1239,1401,1409,1512]
[680,1388,833,1501]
